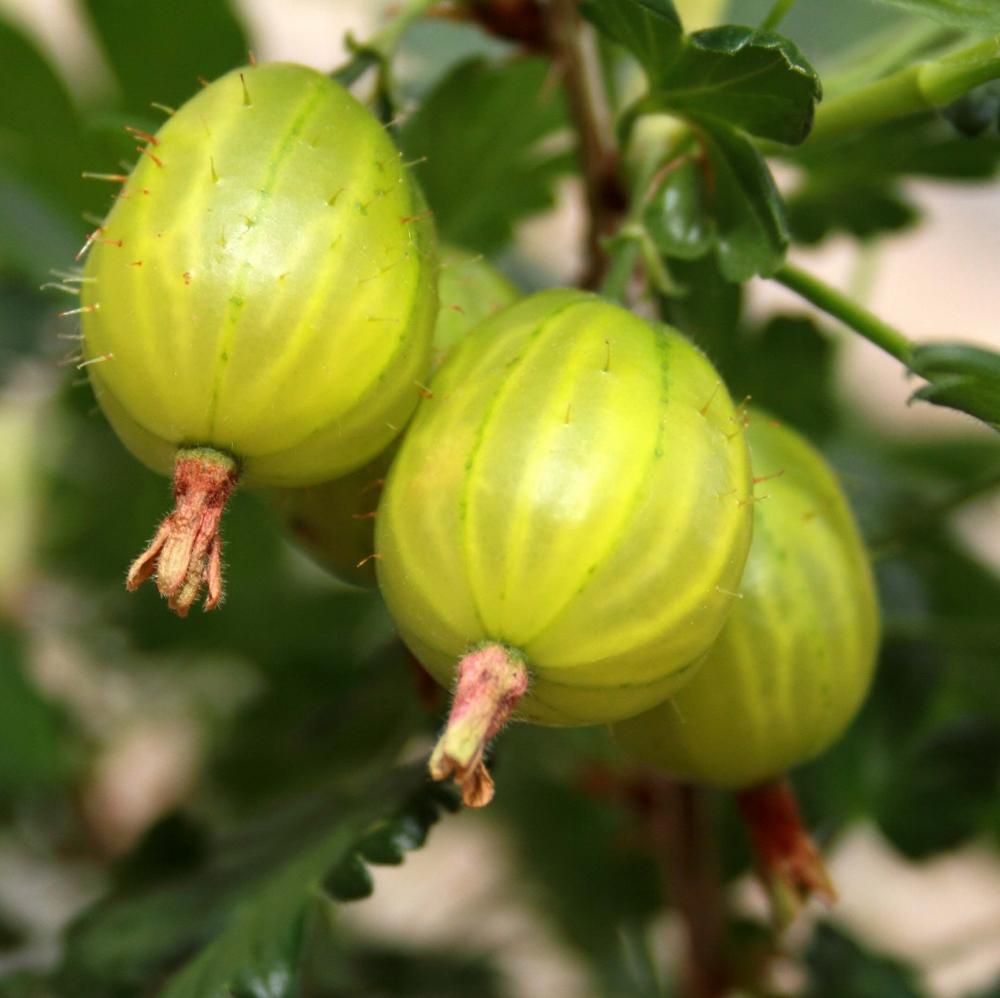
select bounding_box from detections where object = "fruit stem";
[735,776,837,929]
[127,447,240,617]
[428,642,528,808]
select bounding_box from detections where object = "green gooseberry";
[613,411,880,789]
[375,288,755,805]
[78,62,438,615]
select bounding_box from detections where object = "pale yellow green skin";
[614,412,880,788]
[376,289,755,726]
[270,446,393,589]
[81,62,438,487]
[270,246,520,588]
[433,246,520,360]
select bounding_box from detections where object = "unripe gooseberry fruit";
[613,411,880,790]
[271,246,520,589]
[375,288,755,806]
[78,62,438,615]
[613,411,879,924]
[432,245,521,360]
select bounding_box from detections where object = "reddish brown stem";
[653,780,731,998]
[580,768,731,998]
[736,776,837,929]
[127,447,239,616]
[428,643,528,807]
[546,0,626,289]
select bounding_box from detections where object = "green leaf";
[58,766,456,998]
[804,922,928,998]
[863,0,1000,33]
[644,26,822,145]
[787,180,919,244]
[491,727,661,995]
[660,253,744,372]
[0,173,82,283]
[785,114,999,245]
[81,0,249,115]
[739,317,838,439]
[908,342,1000,431]
[0,624,65,797]
[792,114,1000,181]
[400,57,571,255]
[579,0,683,74]
[304,933,504,998]
[697,119,788,280]
[642,122,789,282]
[0,20,84,192]
[644,158,714,259]
[583,1,820,144]
[211,640,430,808]
[0,972,52,998]
[878,715,1000,857]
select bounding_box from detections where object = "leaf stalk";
[772,263,915,366]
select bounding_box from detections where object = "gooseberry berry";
[613,411,879,922]
[613,411,879,789]
[375,288,754,805]
[79,62,438,614]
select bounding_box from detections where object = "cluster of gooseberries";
[77,62,879,919]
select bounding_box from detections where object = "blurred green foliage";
[1,1,1000,997]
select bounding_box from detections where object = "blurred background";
[1,1,1000,996]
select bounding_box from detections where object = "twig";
[546,0,626,289]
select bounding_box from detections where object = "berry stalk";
[127,447,239,616]
[735,776,836,929]
[429,643,528,808]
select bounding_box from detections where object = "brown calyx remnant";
[127,447,240,617]
[736,776,837,929]
[429,643,528,808]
